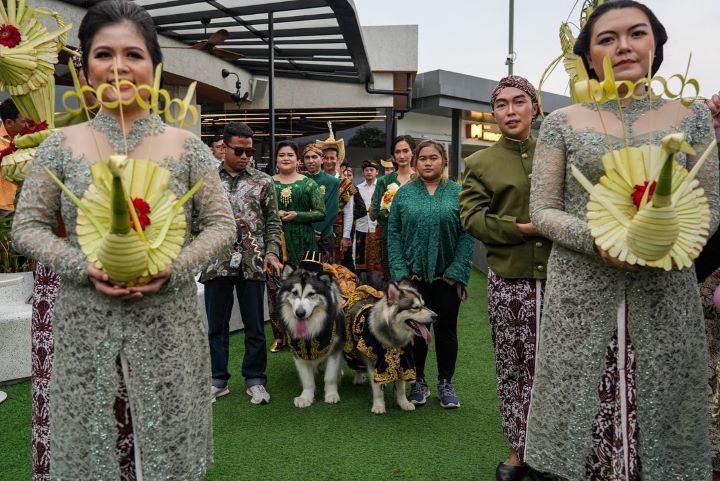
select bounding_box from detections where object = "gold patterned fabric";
[284,314,343,361]
[342,287,415,385]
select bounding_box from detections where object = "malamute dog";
[278,265,345,408]
[344,280,436,414]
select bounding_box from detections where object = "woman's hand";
[280,211,297,222]
[441,277,466,300]
[706,92,720,140]
[87,263,140,300]
[127,268,172,296]
[595,245,658,272]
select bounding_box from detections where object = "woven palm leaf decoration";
[44,63,203,285]
[0,0,71,183]
[0,0,69,101]
[572,133,715,271]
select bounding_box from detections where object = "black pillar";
[267,11,275,174]
[387,108,396,156]
[451,108,461,179]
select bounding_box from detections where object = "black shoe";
[496,462,527,481]
[528,468,560,481]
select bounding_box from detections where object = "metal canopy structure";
[59,0,372,84]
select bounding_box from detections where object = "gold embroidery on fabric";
[279,186,292,207]
[287,319,338,361]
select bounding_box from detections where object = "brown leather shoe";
[269,339,284,353]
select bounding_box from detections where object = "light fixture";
[221,69,248,104]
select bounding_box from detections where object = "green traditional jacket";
[460,135,551,279]
[387,179,474,285]
[307,170,339,240]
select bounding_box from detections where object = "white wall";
[397,112,452,142]
[362,25,418,72]
[241,72,395,110]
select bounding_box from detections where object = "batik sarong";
[488,270,543,462]
[31,263,136,481]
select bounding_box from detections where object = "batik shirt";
[200,165,282,282]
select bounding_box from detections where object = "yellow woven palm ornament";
[572,133,715,271]
[46,154,204,285]
[0,0,70,121]
[43,66,204,285]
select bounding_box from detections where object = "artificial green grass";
[0,269,519,480]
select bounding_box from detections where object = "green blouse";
[387,179,474,285]
[370,171,417,239]
[273,176,325,265]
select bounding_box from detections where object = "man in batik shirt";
[200,122,283,406]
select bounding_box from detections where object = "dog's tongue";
[412,321,433,344]
[295,319,309,338]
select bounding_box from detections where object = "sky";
[353,0,718,99]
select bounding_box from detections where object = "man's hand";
[264,253,283,277]
[341,237,352,253]
[516,222,537,236]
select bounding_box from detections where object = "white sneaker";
[211,385,230,399]
[246,385,270,405]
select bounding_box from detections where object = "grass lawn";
[0,269,526,480]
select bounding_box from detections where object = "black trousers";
[412,279,461,382]
[204,276,267,388]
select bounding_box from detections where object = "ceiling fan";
[162,18,242,61]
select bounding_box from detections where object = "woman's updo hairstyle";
[78,0,163,78]
[573,0,667,80]
[275,139,300,160]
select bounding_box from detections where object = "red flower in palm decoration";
[631,180,657,208]
[19,120,48,136]
[0,143,17,161]
[127,197,152,231]
[0,24,21,48]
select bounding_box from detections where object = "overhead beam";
[151,0,328,25]
[175,27,342,41]
[157,13,336,32]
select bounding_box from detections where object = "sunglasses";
[227,146,256,157]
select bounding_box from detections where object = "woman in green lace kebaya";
[269,140,325,351]
[524,2,719,480]
[11,2,235,480]
[387,139,474,410]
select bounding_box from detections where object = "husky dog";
[278,265,345,408]
[345,281,436,414]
